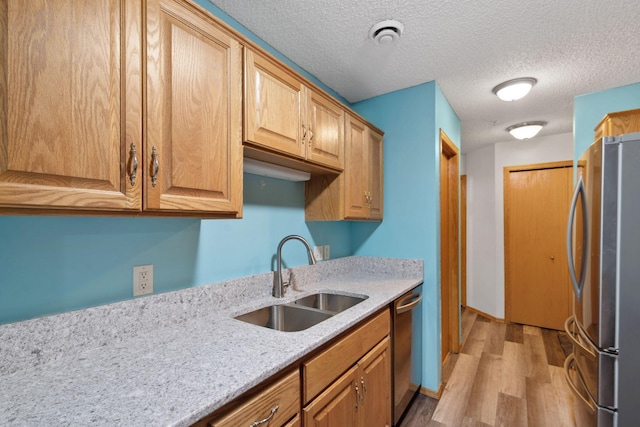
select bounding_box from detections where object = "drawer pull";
[360,377,367,402]
[354,384,360,410]
[250,405,278,427]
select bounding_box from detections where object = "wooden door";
[304,366,358,427]
[504,162,573,330]
[368,128,384,220]
[344,114,368,219]
[244,48,305,159]
[145,0,242,215]
[358,337,391,427]
[0,0,142,212]
[440,130,460,363]
[306,89,344,170]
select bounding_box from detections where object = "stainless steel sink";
[291,292,368,314]
[235,304,333,332]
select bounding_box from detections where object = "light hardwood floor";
[400,310,577,427]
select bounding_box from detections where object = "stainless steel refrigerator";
[564,132,640,426]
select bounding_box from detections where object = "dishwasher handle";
[396,292,422,314]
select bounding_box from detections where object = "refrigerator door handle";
[564,315,597,358]
[564,354,597,413]
[566,175,589,300]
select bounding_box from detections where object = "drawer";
[207,369,300,427]
[303,309,390,403]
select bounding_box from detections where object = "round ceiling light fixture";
[506,121,547,140]
[369,20,404,45]
[492,77,537,101]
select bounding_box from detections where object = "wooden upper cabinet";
[145,0,243,216]
[594,108,640,141]
[343,114,383,220]
[244,47,344,172]
[244,48,305,160]
[305,114,383,222]
[305,88,344,170]
[0,0,142,212]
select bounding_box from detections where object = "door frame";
[503,160,573,325]
[439,129,460,363]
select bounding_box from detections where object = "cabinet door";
[306,89,344,170]
[244,48,305,160]
[358,337,391,427]
[367,128,384,220]
[344,114,368,219]
[0,0,142,212]
[145,0,242,215]
[304,366,359,427]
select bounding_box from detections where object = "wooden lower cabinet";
[304,337,391,427]
[193,310,391,427]
[197,369,300,427]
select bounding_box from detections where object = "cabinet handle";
[308,124,313,146]
[249,405,279,427]
[302,124,307,144]
[360,377,367,402]
[128,143,138,187]
[151,146,159,188]
[354,383,360,410]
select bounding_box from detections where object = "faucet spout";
[275,235,317,298]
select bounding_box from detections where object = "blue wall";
[350,82,461,392]
[1,0,462,395]
[0,174,350,324]
[574,82,640,159]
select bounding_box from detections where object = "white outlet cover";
[323,245,330,260]
[133,264,154,296]
[313,246,324,261]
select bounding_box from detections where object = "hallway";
[401,310,577,426]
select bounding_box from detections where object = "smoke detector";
[369,20,404,45]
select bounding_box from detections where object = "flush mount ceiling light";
[369,20,404,45]
[506,121,547,140]
[492,77,537,101]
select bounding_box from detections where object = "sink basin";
[292,292,368,314]
[235,304,333,332]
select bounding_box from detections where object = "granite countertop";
[0,256,423,426]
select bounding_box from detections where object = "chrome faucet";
[274,235,317,298]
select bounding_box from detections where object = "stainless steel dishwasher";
[392,284,423,426]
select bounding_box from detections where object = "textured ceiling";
[209,0,640,153]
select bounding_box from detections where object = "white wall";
[466,132,574,318]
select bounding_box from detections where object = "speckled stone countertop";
[0,256,423,426]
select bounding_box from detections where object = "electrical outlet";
[313,246,324,261]
[323,245,330,260]
[133,264,154,296]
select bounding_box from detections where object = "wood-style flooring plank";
[431,353,481,426]
[500,341,527,399]
[461,320,490,357]
[523,325,541,336]
[494,392,527,427]
[549,365,578,427]
[505,323,524,344]
[461,417,492,427]
[523,330,551,383]
[464,352,503,425]
[400,394,439,427]
[483,322,506,356]
[525,376,561,427]
[540,328,567,368]
[461,309,478,347]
